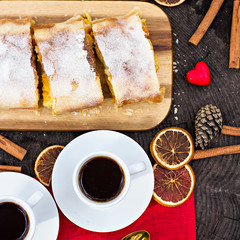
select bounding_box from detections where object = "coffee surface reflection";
[0,202,29,240]
[79,156,125,202]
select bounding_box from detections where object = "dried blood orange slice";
[154,0,186,7]
[150,127,194,170]
[34,145,64,186]
[153,163,195,207]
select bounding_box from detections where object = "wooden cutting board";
[0,1,172,131]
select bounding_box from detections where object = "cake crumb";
[125,109,134,116]
[71,111,79,116]
[81,107,101,117]
[135,108,143,114]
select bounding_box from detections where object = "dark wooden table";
[0,0,239,239]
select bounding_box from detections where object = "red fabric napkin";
[52,191,196,240]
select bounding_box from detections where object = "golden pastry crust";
[33,16,104,114]
[92,8,163,106]
[0,18,39,110]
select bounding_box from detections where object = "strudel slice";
[0,18,39,109]
[33,16,103,114]
[92,8,163,106]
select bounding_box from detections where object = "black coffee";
[0,202,29,240]
[79,156,125,202]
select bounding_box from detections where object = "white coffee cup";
[0,191,43,240]
[73,151,146,208]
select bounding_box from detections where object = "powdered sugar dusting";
[34,18,103,113]
[0,20,37,109]
[93,12,161,105]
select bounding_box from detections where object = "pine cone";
[195,104,223,149]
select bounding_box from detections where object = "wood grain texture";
[162,0,240,239]
[0,1,239,239]
[0,1,172,131]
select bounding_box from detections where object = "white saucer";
[0,172,59,240]
[52,130,154,233]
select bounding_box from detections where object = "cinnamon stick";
[0,165,21,173]
[189,0,224,46]
[193,144,240,159]
[229,0,240,68]
[221,125,240,136]
[0,135,27,161]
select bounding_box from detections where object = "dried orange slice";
[150,127,194,170]
[34,145,64,186]
[154,0,186,7]
[153,163,195,207]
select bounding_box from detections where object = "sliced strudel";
[92,8,163,106]
[0,18,39,109]
[34,16,103,114]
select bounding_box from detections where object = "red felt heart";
[186,62,211,86]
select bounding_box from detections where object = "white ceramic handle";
[128,162,146,175]
[26,191,43,208]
